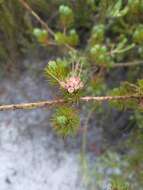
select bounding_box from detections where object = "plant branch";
[80,95,140,102]
[112,61,143,68]
[19,0,55,37]
[0,95,141,112]
[110,44,135,56]
[19,0,75,51]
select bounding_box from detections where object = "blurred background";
[0,0,143,190]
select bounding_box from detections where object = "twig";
[19,0,55,37]
[112,61,143,68]
[19,0,75,51]
[0,95,141,112]
[110,44,135,56]
[92,61,143,73]
[81,106,96,154]
[80,95,139,102]
[0,99,65,111]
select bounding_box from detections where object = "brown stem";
[80,95,139,102]
[112,61,143,68]
[0,95,140,112]
[19,0,75,51]
[19,0,55,37]
[0,99,65,111]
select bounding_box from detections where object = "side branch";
[80,95,139,101]
[0,95,140,112]
[112,61,143,68]
[19,0,55,37]
[19,0,75,51]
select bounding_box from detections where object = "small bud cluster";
[60,76,83,93]
[54,30,79,46]
[133,25,143,44]
[33,28,48,44]
[59,5,73,16]
[89,24,105,45]
[59,5,74,28]
[52,106,80,137]
[90,44,111,65]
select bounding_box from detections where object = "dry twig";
[19,0,55,36]
[0,95,140,111]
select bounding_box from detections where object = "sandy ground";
[0,60,84,190]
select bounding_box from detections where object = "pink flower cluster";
[60,76,84,93]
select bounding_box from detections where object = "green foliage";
[44,58,69,85]
[33,28,48,44]
[51,106,80,137]
[133,25,143,44]
[134,111,143,129]
[89,24,105,45]
[54,32,67,45]
[80,149,132,190]
[137,79,143,92]
[59,5,74,28]
[109,81,140,110]
[43,1,143,189]
[44,51,86,99]
[107,0,128,18]
[111,177,130,190]
[89,44,111,65]
[0,0,32,62]
[54,30,79,46]
[111,37,135,57]
[68,29,79,46]
[1,0,143,188]
[128,0,143,15]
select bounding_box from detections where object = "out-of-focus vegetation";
[0,0,30,61]
[1,0,143,189]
